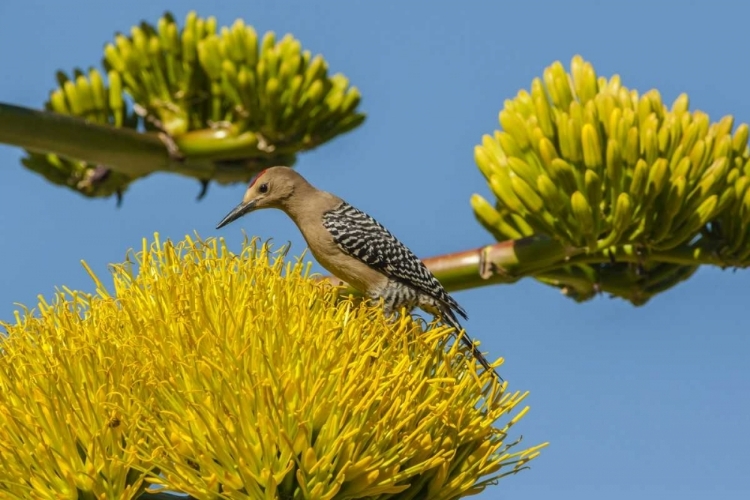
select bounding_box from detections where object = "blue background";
[1,1,748,498]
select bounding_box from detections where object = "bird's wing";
[322,202,467,319]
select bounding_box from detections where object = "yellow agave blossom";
[0,234,544,499]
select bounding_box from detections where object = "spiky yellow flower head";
[0,235,544,499]
[472,55,750,304]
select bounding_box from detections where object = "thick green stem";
[425,238,727,294]
[419,235,577,291]
[0,102,168,176]
[0,102,274,183]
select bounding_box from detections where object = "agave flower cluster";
[22,11,365,200]
[0,235,542,499]
[472,55,750,304]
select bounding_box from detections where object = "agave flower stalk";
[0,234,544,499]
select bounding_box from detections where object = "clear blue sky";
[1,1,749,498]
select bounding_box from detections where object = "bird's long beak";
[216,199,257,229]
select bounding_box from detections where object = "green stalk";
[0,102,167,176]
[0,102,274,183]
[419,235,577,291]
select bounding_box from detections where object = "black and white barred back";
[322,201,467,324]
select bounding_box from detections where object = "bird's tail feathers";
[440,307,503,383]
[443,294,468,321]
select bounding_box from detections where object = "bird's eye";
[259,183,269,193]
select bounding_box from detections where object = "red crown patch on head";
[249,169,268,188]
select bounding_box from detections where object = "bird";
[216,166,500,380]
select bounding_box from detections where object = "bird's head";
[216,166,308,229]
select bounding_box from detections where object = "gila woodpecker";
[216,166,499,380]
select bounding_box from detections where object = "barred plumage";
[323,202,466,315]
[216,167,499,379]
